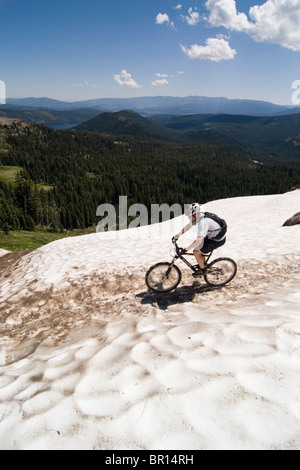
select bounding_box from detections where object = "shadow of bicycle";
[136,282,222,311]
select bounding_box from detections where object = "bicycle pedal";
[192,271,203,278]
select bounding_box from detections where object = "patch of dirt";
[0,250,30,277]
[0,256,299,359]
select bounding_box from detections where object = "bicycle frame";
[171,241,213,272]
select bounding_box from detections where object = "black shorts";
[199,237,226,254]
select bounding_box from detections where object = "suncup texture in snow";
[0,191,299,450]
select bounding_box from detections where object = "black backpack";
[204,212,227,239]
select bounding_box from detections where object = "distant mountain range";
[5,95,300,116]
[1,96,300,165]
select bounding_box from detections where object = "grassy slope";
[0,227,96,252]
[0,165,23,186]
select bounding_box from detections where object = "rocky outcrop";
[283,212,300,226]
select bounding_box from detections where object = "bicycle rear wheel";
[204,257,237,287]
[145,262,181,293]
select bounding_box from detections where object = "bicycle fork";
[164,256,178,279]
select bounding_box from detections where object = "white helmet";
[184,202,201,217]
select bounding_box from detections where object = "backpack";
[204,212,227,239]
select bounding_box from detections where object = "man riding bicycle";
[173,203,226,275]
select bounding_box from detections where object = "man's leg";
[193,249,206,269]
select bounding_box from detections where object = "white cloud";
[249,0,300,51]
[155,12,175,28]
[151,79,169,86]
[205,0,300,51]
[182,7,201,26]
[205,0,250,31]
[174,4,182,10]
[155,13,170,25]
[113,70,142,88]
[180,37,237,62]
[151,73,169,86]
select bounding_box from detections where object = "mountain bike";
[145,239,237,293]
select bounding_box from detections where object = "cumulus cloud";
[155,12,175,28]
[113,70,142,88]
[155,13,170,25]
[180,37,237,62]
[151,73,169,87]
[182,7,201,26]
[205,0,251,31]
[249,0,300,50]
[205,0,300,51]
[151,79,169,86]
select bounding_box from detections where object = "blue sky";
[1,0,300,105]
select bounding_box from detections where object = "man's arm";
[178,222,192,237]
[186,236,204,252]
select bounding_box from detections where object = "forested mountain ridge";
[75,110,300,165]
[74,110,177,141]
[152,112,300,165]
[2,101,300,165]
[0,118,300,235]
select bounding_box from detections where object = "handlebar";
[172,237,178,248]
[172,238,186,255]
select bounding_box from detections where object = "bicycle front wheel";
[204,257,237,287]
[145,262,181,293]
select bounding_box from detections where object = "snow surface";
[0,190,299,450]
[0,249,10,257]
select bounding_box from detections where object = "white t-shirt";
[195,214,225,240]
